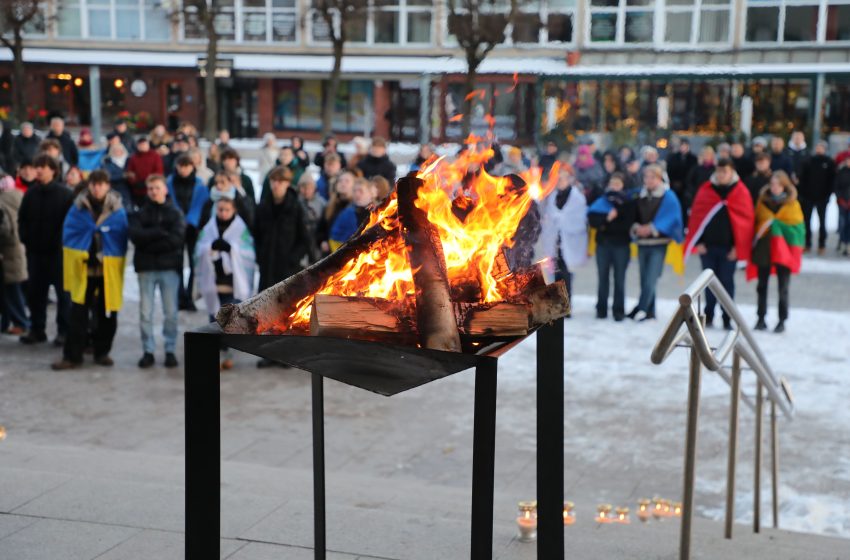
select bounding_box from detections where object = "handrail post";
[724,351,741,539]
[680,344,702,560]
[771,400,779,529]
[754,381,763,534]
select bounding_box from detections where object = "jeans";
[596,242,630,317]
[636,244,667,316]
[26,252,70,337]
[699,245,737,322]
[839,206,850,244]
[757,265,790,321]
[64,277,117,363]
[1,282,29,331]
[139,270,180,354]
[800,197,829,249]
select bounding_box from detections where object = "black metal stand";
[312,373,326,560]
[470,359,498,558]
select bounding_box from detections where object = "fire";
[279,139,557,332]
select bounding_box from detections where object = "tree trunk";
[322,39,344,137]
[203,29,218,140]
[12,33,26,125]
[461,53,480,140]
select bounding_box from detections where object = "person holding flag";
[628,164,684,322]
[52,170,128,370]
[748,171,804,333]
[684,158,754,330]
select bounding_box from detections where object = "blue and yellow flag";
[62,194,129,313]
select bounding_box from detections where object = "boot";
[51,359,82,371]
[774,320,785,334]
[164,353,179,368]
[138,352,155,368]
[754,318,767,331]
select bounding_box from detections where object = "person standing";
[356,137,397,184]
[128,174,186,368]
[316,153,342,200]
[12,122,41,170]
[684,158,754,330]
[539,165,588,305]
[835,158,850,256]
[575,145,606,203]
[217,148,257,204]
[629,165,684,321]
[102,142,131,209]
[587,173,636,321]
[329,177,375,250]
[298,174,327,263]
[769,136,793,176]
[126,137,164,208]
[258,133,279,183]
[314,135,347,169]
[745,153,773,204]
[667,138,697,205]
[112,118,137,154]
[167,154,209,311]
[748,171,804,333]
[52,170,128,369]
[787,130,809,186]
[685,145,716,215]
[731,142,755,180]
[0,174,29,334]
[18,153,74,345]
[45,116,79,167]
[799,141,836,254]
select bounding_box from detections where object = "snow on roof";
[1,48,198,68]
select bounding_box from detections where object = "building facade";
[2,0,849,146]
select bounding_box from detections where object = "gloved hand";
[211,238,231,252]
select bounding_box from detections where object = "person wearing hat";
[799,140,836,254]
[126,136,164,209]
[751,136,768,156]
[356,137,396,184]
[666,138,697,211]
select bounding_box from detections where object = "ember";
[216,139,570,352]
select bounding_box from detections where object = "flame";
[275,138,552,333]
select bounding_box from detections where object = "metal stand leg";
[680,347,702,560]
[184,331,221,560]
[470,358,498,559]
[724,352,741,540]
[312,373,326,560]
[754,381,763,534]
[771,401,779,529]
[537,318,564,560]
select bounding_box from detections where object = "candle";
[637,499,652,522]
[652,497,664,519]
[596,504,613,523]
[673,502,683,517]
[563,501,576,526]
[516,501,537,542]
[615,507,630,524]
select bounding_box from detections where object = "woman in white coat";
[539,164,589,307]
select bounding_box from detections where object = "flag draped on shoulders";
[684,180,754,263]
[62,191,129,313]
[194,215,256,316]
[167,175,209,228]
[746,192,805,280]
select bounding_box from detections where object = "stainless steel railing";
[651,269,795,560]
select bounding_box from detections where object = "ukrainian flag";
[62,197,129,313]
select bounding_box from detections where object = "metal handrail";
[650,269,795,560]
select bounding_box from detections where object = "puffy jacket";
[0,187,27,283]
[357,154,397,184]
[254,188,309,290]
[128,198,186,272]
[12,133,41,168]
[18,179,74,255]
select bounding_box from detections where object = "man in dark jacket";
[745,153,773,204]
[313,135,347,169]
[128,174,186,368]
[45,116,79,167]
[356,137,396,184]
[666,138,697,203]
[12,122,41,171]
[799,141,836,253]
[787,131,809,185]
[113,118,137,154]
[17,153,74,345]
[731,142,754,180]
[769,136,793,177]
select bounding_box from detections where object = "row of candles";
[516,498,683,542]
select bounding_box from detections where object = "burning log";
[396,175,462,352]
[216,220,393,334]
[528,280,570,326]
[309,294,416,344]
[456,302,530,337]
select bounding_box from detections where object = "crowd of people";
[0,116,848,370]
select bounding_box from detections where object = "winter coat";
[787,145,809,183]
[329,204,369,246]
[800,154,836,202]
[46,130,79,166]
[750,182,804,271]
[745,171,771,205]
[587,190,637,246]
[732,155,755,180]
[128,198,186,272]
[576,161,606,200]
[126,150,164,201]
[538,186,589,269]
[835,165,850,207]
[18,179,74,255]
[314,150,347,170]
[666,151,698,195]
[258,147,279,183]
[301,194,327,262]
[11,133,41,167]
[357,154,397,184]
[254,188,310,290]
[0,188,27,283]
[167,172,209,229]
[102,156,129,200]
[770,150,794,177]
[685,163,715,212]
[115,130,136,154]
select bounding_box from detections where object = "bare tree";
[0,0,48,124]
[169,0,227,139]
[311,0,368,137]
[446,0,520,138]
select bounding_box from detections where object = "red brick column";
[373,81,391,139]
[257,78,274,136]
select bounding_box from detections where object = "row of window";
[36,0,850,45]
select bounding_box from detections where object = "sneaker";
[754,318,768,331]
[138,352,155,368]
[20,332,47,344]
[634,310,648,322]
[51,359,82,371]
[164,353,179,368]
[53,335,65,348]
[257,358,276,369]
[220,359,234,371]
[627,307,639,320]
[94,355,114,367]
[774,321,785,334]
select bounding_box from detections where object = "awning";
[1,48,198,68]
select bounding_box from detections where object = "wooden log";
[216,220,393,334]
[528,279,570,326]
[456,302,530,337]
[309,294,416,344]
[396,175,462,352]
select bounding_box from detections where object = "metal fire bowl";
[200,323,532,396]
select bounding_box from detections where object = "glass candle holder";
[563,501,576,526]
[652,497,665,519]
[661,499,672,517]
[516,501,537,542]
[673,502,683,517]
[615,506,630,524]
[596,504,613,523]
[637,499,652,522]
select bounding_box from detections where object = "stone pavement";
[0,238,848,559]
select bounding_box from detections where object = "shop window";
[273,79,374,133]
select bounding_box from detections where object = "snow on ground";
[494,294,850,539]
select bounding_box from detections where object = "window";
[310,0,431,45]
[57,0,170,40]
[273,79,374,133]
[745,0,820,43]
[589,0,654,44]
[183,0,297,42]
[665,0,731,44]
[825,1,850,40]
[443,80,535,141]
[512,0,575,44]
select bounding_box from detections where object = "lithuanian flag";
[746,197,805,281]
